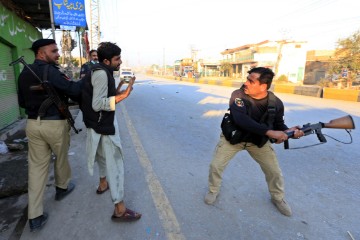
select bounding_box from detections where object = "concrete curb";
[323,88,360,102]
[0,119,26,142]
[273,85,323,98]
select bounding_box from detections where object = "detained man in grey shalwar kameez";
[81,42,141,221]
[86,69,125,204]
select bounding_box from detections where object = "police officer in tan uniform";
[17,39,82,232]
[204,67,304,216]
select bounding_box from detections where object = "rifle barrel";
[9,56,25,66]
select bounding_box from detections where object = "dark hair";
[89,49,97,55]
[248,67,275,89]
[97,42,121,62]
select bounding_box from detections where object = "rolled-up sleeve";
[91,70,116,112]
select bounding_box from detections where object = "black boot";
[29,212,48,232]
[55,181,75,201]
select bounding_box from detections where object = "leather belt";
[28,115,65,120]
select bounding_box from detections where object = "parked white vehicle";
[120,67,134,82]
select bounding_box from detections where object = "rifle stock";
[284,115,355,149]
[324,115,355,129]
[287,115,355,137]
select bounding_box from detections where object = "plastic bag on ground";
[0,141,9,154]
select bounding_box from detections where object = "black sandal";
[111,208,142,222]
[96,184,109,194]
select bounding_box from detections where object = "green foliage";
[276,74,288,83]
[317,78,333,88]
[59,57,79,67]
[220,62,232,77]
[329,30,360,87]
[71,58,79,67]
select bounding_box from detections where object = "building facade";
[221,40,307,83]
[303,50,335,85]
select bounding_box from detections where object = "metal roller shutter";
[0,42,20,130]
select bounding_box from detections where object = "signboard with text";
[52,0,87,27]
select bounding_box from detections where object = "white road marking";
[120,103,186,240]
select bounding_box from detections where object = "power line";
[271,0,339,23]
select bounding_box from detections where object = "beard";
[45,55,58,65]
[112,64,120,71]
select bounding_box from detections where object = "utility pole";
[48,0,56,40]
[274,40,285,77]
[190,46,198,74]
[90,0,100,50]
[163,48,166,75]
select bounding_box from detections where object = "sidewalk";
[16,110,145,240]
[0,120,28,240]
[18,110,86,240]
[0,108,80,240]
[2,106,149,240]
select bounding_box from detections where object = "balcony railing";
[222,55,254,63]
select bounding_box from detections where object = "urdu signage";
[52,0,87,27]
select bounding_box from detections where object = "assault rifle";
[283,115,355,149]
[10,56,81,134]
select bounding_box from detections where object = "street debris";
[0,141,8,154]
[6,143,24,151]
[13,137,28,143]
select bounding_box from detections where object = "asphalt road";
[3,75,360,240]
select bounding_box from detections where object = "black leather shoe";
[29,212,48,232]
[55,182,75,201]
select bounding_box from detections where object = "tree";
[71,58,79,67]
[329,30,360,88]
[220,62,232,77]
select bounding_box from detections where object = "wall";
[0,2,42,130]
[277,43,307,83]
[303,61,331,85]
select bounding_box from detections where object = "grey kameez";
[85,70,124,204]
